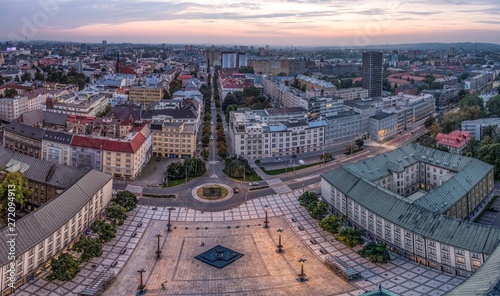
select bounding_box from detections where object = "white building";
[0,170,113,294]
[229,109,326,158]
[321,144,497,277]
[0,97,28,122]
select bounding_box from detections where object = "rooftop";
[321,144,499,254]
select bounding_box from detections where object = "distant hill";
[323,42,500,51]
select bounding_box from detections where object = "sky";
[1,0,500,46]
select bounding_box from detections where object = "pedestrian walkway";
[14,191,466,296]
[13,207,150,296]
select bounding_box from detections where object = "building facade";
[362,51,383,98]
[321,144,497,277]
[229,110,326,158]
[0,97,28,123]
[150,116,197,158]
[128,86,163,108]
[461,118,500,141]
[0,171,113,294]
[3,122,45,159]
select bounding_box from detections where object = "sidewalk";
[13,207,149,296]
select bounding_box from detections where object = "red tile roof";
[71,135,105,149]
[436,131,471,149]
[71,124,148,153]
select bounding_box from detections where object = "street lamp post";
[298,259,307,282]
[264,205,269,228]
[137,268,146,290]
[155,234,162,259]
[167,207,175,232]
[277,229,284,253]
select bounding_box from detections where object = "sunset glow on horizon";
[1,0,500,46]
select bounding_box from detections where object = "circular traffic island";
[192,184,234,203]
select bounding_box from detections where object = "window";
[456,249,465,256]
[456,257,465,264]
[428,240,436,247]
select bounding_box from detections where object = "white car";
[249,182,259,186]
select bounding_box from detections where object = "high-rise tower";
[362,51,383,98]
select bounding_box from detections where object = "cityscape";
[1,1,500,296]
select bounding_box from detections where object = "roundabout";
[192,183,234,203]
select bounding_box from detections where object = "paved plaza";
[13,191,467,296]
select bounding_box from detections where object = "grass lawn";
[260,162,323,175]
[230,173,262,182]
[163,177,197,188]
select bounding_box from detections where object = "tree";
[168,79,182,95]
[486,95,500,117]
[113,191,138,211]
[478,142,500,179]
[424,115,435,129]
[48,254,80,281]
[459,93,484,111]
[73,237,103,262]
[310,201,329,220]
[355,139,364,150]
[336,227,364,248]
[0,171,32,212]
[93,219,117,243]
[319,152,331,164]
[21,72,32,82]
[0,75,4,85]
[429,122,443,138]
[464,138,479,157]
[4,88,18,98]
[345,144,355,155]
[319,215,342,234]
[35,71,46,81]
[358,242,390,263]
[299,192,318,207]
[106,204,127,225]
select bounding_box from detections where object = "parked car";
[233,187,239,193]
[156,157,161,162]
[249,182,259,186]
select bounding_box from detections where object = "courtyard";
[105,216,356,295]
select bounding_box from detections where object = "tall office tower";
[362,51,383,98]
[391,50,398,67]
[102,40,107,47]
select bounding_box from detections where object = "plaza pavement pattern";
[13,191,466,296]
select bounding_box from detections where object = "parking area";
[477,196,500,227]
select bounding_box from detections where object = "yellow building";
[151,117,197,158]
[128,86,163,108]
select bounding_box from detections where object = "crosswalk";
[112,189,118,195]
[208,161,219,164]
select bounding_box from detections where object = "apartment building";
[41,130,74,166]
[23,88,50,111]
[296,75,337,93]
[229,110,326,158]
[330,87,369,101]
[0,170,113,294]
[0,147,90,211]
[248,59,305,76]
[128,85,163,108]
[150,115,197,158]
[0,97,28,122]
[3,122,45,159]
[46,94,110,117]
[321,144,497,277]
[461,118,500,141]
[301,97,344,121]
[71,124,151,180]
